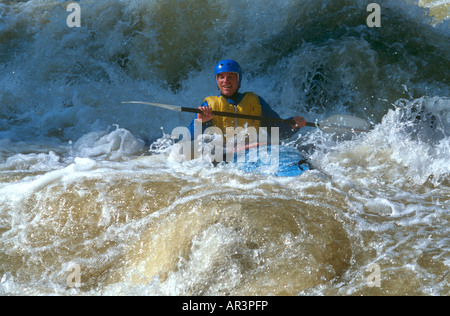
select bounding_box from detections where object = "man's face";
[216,72,239,97]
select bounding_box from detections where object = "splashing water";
[0,0,449,295]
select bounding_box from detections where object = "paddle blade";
[121,101,182,112]
[320,115,370,134]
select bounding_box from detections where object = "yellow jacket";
[204,92,262,133]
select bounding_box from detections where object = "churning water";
[0,0,449,295]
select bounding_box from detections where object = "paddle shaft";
[179,106,318,128]
[121,101,370,132]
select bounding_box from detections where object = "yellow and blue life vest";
[204,92,262,133]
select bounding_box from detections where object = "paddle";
[121,101,370,134]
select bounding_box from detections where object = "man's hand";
[291,116,306,129]
[197,106,214,122]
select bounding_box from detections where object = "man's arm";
[188,101,212,140]
[259,97,302,139]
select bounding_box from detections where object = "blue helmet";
[214,59,242,87]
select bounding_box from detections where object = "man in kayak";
[188,59,306,140]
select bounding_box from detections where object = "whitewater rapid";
[0,0,449,295]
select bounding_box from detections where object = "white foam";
[72,127,145,160]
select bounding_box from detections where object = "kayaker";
[188,59,306,140]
